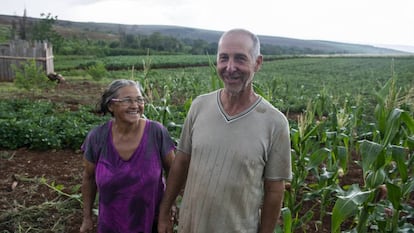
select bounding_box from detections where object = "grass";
[0,175,82,233]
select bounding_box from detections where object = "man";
[158,28,292,233]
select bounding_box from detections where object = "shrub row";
[0,99,109,150]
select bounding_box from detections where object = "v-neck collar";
[216,90,262,123]
[109,119,148,162]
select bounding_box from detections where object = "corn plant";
[331,72,414,232]
[287,100,328,231]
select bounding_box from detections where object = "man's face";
[216,32,262,95]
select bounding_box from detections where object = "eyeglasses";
[111,97,145,106]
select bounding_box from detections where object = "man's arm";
[259,179,285,233]
[158,150,191,233]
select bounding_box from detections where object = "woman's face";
[109,85,144,124]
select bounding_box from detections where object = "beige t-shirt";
[177,90,292,233]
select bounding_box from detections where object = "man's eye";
[235,56,247,62]
[218,56,228,61]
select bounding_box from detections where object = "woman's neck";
[112,118,141,135]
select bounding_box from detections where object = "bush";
[86,61,108,81]
[0,100,109,150]
[12,59,55,90]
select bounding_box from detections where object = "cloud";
[65,0,110,5]
[1,0,413,46]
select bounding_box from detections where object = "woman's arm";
[158,151,191,233]
[162,150,176,177]
[80,158,97,233]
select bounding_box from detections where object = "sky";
[1,0,414,52]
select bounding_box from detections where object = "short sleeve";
[149,120,176,158]
[264,115,292,181]
[177,97,198,155]
[81,121,111,163]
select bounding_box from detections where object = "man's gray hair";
[218,28,261,59]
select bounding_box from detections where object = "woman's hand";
[79,216,94,233]
[157,210,174,233]
[171,203,179,225]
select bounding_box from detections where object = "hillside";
[0,14,407,55]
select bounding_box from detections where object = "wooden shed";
[0,40,54,82]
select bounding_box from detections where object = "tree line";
[6,10,328,56]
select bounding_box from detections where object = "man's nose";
[226,59,236,71]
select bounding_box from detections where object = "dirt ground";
[0,80,377,232]
[0,148,365,233]
[0,149,89,233]
[0,81,101,233]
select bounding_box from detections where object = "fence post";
[0,40,54,82]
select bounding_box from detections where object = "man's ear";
[254,55,263,72]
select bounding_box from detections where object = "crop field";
[0,55,413,232]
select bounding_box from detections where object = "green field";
[1,55,413,232]
[85,55,414,115]
[1,14,413,232]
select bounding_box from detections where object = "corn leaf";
[358,140,383,175]
[402,178,414,198]
[307,147,330,171]
[282,207,292,233]
[400,111,414,133]
[383,108,403,145]
[331,184,372,233]
[390,145,408,182]
[386,182,402,210]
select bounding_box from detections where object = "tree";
[18,9,29,40]
[31,13,64,53]
[10,20,17,40]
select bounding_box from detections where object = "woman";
[80,79,176,233]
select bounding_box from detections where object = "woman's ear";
[108,102,113,113]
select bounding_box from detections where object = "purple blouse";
[81,119,176,233]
